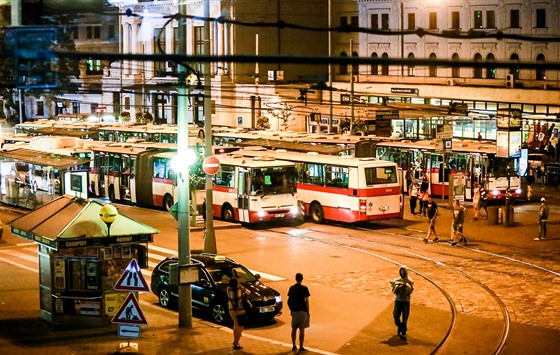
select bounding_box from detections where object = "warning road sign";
[114,258,150,292]
[111,293,147,325]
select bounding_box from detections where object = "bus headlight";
[257,210,266,218]
[290,206,300,215]
[515,188,522,195]
[491,190,500,196]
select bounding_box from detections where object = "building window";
[381,53,389,75]
[86,59,102,75]
[536,54,545,80]
[108,25,115,40]
[340,16,348,27]
[352,52,359,75]
[429,53,437,77]
[350,16,359,28]
[371,14,378,29]
[86,25,100,39]
[194,26,203,55]
[381,14,389,30]
[486,11,495,28]
[339,52,348,75]
[407,53,415,76]
[474,11,483,28]
[486,53,496,79]
[154,28,166,76]
[473,53,482,78]
[37,101,44,116]
[429,12,437,29]
[509,53,520,79]
[452,53,460,78]
[71,26,79,39]
[451,12,460,29]
[370,52,378,75]
[407,13,415,30]
[536,9,546,28]
[510,10,520,28]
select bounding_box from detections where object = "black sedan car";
[150,253,283,324]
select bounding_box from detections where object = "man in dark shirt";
[287,273,310,352]
[423,195,439,243]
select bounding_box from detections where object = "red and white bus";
[238,147,403,223]
[89,144,301,224]
[375,139,522,200]
[209,154,301,223]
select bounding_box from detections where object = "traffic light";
[4,27,60,89]
[506,74,515,89]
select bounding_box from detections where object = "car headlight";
[275,295,282,303]
[257,210,266,218]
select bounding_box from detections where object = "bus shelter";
[9,195,158,326]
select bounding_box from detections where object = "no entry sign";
[203,156,220,175]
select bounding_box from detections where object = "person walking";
[450,199,467,245]
[227,278,250,350]
[534,197,549,240]
[288,273,310,352]
[409,180,419,215]
[390,265,414,340]
[539,162,546,188]
[423,195,439,243]
[405,165,414,194]
[472,182,481,220]
[419,189,430,217]
[527,184,533,202]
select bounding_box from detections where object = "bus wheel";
[163,195,174,211]
[309,202,324,224]
[221,204,234,222]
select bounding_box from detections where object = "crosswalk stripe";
[0,257,38,273]
[0,249,38,263]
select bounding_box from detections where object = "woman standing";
[227,278,250,350]
[472,183,480,221]
[409,180,419,215]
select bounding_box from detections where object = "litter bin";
[504,206,514,226]
[487,206,499,225]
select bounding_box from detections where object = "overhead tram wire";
[52,51,560,70]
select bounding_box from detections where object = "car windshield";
[206,264,258,285]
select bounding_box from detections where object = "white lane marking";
[0,257,38,273]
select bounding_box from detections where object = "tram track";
[264,222,559,354]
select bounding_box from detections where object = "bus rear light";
[359,199,367,213]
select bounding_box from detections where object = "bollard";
[487,206,499,225]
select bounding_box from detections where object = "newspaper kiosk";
[9,195,158,326]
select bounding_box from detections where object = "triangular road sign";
[114,259,150,292]
[111,293,147,325]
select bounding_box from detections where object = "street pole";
[400,1,404,76]
[505,159,511,226]
[203,0,217,254]
[177,3,192,328]
[328,0,333,133]
[349,39,354,132]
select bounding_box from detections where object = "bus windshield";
[365,165,398,185]
[251,167,296,195]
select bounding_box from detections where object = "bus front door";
[237,170,250,222]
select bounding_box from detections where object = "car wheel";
[211,301,229,324]
[158,287,171,308]
[309,202,324,224]
[221,204,234,222]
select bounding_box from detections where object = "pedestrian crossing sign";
[114,258,150,292]
[111,293,147,325]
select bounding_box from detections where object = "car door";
[191,268,213,311]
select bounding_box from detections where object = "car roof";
[162,254,239,268]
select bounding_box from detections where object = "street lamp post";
[99,204,118,238]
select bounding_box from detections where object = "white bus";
[238,147,403,223]
[375,139,522,201]
[89,145,301,224]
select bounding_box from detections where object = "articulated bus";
[89,144,301,224]
[374,139,522,201]
[238,147,403,223]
